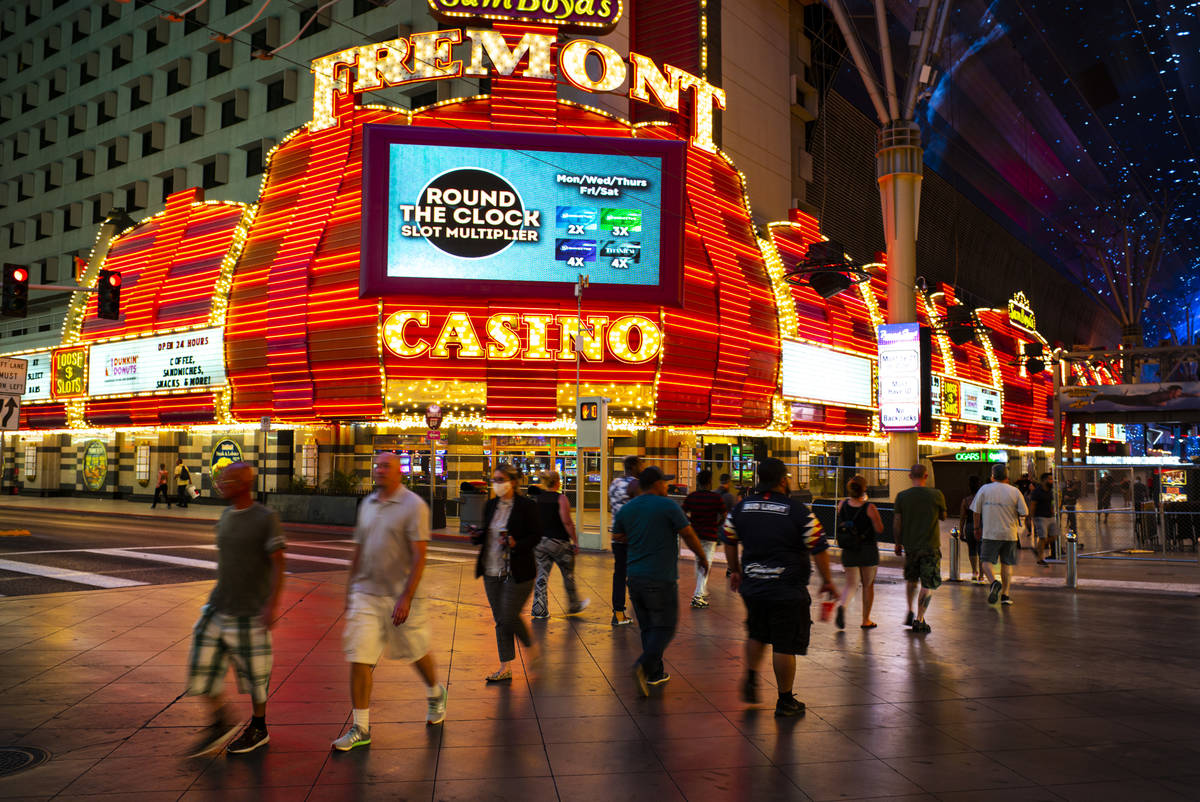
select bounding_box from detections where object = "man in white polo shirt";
[971,463,1028,606]
[332,452,447,751]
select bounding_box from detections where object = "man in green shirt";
[893,464,946,634]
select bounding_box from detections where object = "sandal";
[485,669,512,683]
[860,622,878,629]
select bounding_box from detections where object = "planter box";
[266,494,361,526]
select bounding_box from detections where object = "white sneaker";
[332,724,371,751]
[566,599,590,616]
[426,686,447,725]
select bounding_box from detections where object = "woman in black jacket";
[472,464,542,682]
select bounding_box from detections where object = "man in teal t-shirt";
[613,466,709,695]
[893,464,946,635]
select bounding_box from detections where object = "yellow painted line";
[0,530,30,537]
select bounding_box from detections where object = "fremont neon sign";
[382,310,662,363]
[311,28,726,152]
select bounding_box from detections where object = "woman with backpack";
[834,474,883,629]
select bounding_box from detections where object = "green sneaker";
[332,724,371,751]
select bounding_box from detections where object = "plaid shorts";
[186,605,273,704]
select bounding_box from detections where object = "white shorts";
[343,592,431,665]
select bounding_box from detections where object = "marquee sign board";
[428,0,623,31]
[87,328,226,398]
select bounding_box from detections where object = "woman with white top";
[472,465,542,682]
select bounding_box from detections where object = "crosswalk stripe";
[87,548,218,570]
[0,557,148,588]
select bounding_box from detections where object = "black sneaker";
[646,671,671,687]
[739,673,758,704]
[987,580,1002,604]
[775,695,806,718]
[904,611,914,627]
[835,606,845,630]
[226,722,270,754]
[1000,595,1013,606]
[188,716,239,757]
[912,621,932,634]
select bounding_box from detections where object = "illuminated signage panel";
[87,328,226,397]
[877,323,921,431]
[362,126,685,304]
[780,340,873,408]
[960,380,1002,425]
[428,0,623,30]
[18,351,52,402]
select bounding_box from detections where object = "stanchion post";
[1069,534,1078,586]
[948,527,961,582]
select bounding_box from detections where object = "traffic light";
[1,264,29,318]
[97,269,122,320]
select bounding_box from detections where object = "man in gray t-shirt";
[185,462,286,757]
[971,463,1028,606]
[334,452,447,752]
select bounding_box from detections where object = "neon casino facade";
[0,4,1118,511]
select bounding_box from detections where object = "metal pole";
[871,0,899,120]
[824,0,891,125]
[948,527,961,581]
[1065,530,1078,588]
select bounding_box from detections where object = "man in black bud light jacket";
[723,458,837,718]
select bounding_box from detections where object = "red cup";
[820,597,835,621]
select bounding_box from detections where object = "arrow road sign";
[0,356,28,396]
[0,395,18,431]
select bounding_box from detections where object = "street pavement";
[0,517,1199,800]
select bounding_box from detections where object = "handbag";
[187,484,200,499]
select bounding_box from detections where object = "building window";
[200,155,228,189]
[101,1,121,27]
[110,36,132,69]
[39,119,57,149]
[219,90,247,128]
[95,92,117,124]
[225,0,251,14]
[43,162,62,191]
[248,19,279,59]
[63,201,82,231]
[177,107,203,143]
[128,75,153,110]
[136,445,150,484]
[40,256,58,284]
[48,68,67,100]
[139,122,164,156]
[123,180,148,212]
[23,445,36,480]
[78,54,99,86]
[105,137,129,170]
[206,45,229,78]
[301,442,318,484]
[166,59,191,94]
[144,20,168,53]
[244,142,264,176]
[68,105,87,137]
[264,71,296,111]
[71,13,89,44]
[297,4,329,39]
[353,0,386,15]
[74,150,95,180]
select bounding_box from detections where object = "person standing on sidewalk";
[333,453,447,752]
[683,469,727,609]
[834,474,882,629]
[724,458,836,717]
[613,466,709,695]
[959,475,983,582]
[609,455,643,626]
[1028,472,1057,566]
[185,462,285,756]
[893,464,946,634]
[151,463,171,508]
[531,470,589,620]
[174,457,191,508]
[972,462,1028,606]
[473,465,542,682]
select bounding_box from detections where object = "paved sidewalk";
[1,548,1199,800]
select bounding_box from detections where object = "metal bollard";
[1065,530,1078,589]
[948,527,961,582]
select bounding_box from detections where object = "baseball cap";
[638,466,675,489]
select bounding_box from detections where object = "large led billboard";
[361,126,685,304]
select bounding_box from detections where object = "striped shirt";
[682,489,727,542]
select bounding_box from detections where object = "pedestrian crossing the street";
[0,538,479,597]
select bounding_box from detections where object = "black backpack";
[180,464,190,482]
[835,502,865,550]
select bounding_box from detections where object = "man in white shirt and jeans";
[333,452,447,751]
[970,463,1028,606]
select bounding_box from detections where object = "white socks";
[352,708,369,731]
[427,683,443,698]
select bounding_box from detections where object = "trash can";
[459,481,487,534]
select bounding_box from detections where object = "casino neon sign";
[382,310,662,363]
[311,27,726,152]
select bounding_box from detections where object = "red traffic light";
[106,273,122,287]
[11,268,27,283]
